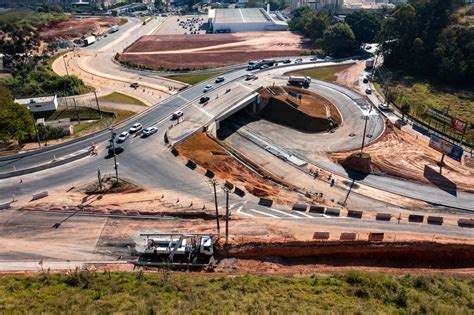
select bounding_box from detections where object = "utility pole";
[73,98,80,124]
[93,91,103,120]
[110,127,119,181]
[360,115,368,153]
[225,188,229,244]
[97,166,102,190]
[27,105,41,148]
[62,55,69,76]
[212,180,220,237]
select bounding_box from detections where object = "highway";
[0,19,473,213]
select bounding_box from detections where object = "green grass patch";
[45,106,134,137]
[286,63,354,82]
[375,72,474,144]
[167,72,223,85]
[0,271,472,313]
[99,92,146,106]
[0,9,70,26]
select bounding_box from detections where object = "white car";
[378,103,390,111]
[245,73,255,80]
[116,131,129,143]
[172,111,183,119]
[143,126,158,136]
[295,58,303,64]
[129,123,142,133]
[215,76,225,83]
[203,84,213,92]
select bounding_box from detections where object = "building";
[15,95,58,115]
[290,0,340,11]
[208,8,288,33]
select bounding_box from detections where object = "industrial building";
[208,8,288,33]
[15,95,58,114]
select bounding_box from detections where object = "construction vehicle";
[83,35,96,46]
[134,233,217,269]
[288,76,311,87]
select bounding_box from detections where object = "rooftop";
[15,95,57,105]
[213,8,272,24]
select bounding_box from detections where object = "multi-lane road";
[1,18,473,213]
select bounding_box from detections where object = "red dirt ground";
[120,32,311,70]
[38,17,120,41]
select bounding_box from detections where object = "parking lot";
[153,14,206,35]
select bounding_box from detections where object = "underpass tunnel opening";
[217,85,342,140]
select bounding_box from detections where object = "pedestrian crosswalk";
[232,202,325,219]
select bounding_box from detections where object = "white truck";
[365,58,375,69]
[83,35,96,46]
[109,25,119,33]
[288,76,311,87]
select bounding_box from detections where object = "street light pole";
[62,55,70,76]
[110,127,119,181]
[27,105,41,148]
[360,115,368,153]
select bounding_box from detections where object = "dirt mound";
[176,132,306,204]
[220,241,474,269]
[120,32,311,70]
[331,123,474,192]
[38,17,119,41]
[342,152,372,174]
[258,86,340,133]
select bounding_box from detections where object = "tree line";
[290,0,473,85]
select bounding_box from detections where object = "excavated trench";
[218,241,474,269]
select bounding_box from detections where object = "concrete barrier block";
[347,210,363,219]
[32,191,49,201]
[368,232,384,241]
[224,181,234,191]
[204,170,215,178]
[171,147,179,156]
[258,198,273,207]
[0,202,11,210]
[340,232,357,241]
[233,187,245,198]
[325,208,340,216]
[313,232,330,240]
[185,160,197,170]
[309,205,325,214]
[292,204,308,212]
[458,219,474,228]
[376,213,392,221]
[409,214,424,223]
[427,216,443,225]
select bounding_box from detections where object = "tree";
[304,13,329,44]
[37,124,64,145]
[0,85,34,143]
[344,11,381,45]
[322,23,357,57]
[401,103,410,121]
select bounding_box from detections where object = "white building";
[15,95,59,114]
[208,8,288,33]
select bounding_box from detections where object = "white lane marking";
[239,8,245,22]
[177,94,190,102]
[237,210,257,218]
[267,208,300,218]
[235,81,255,91]
[249,208,279,218]
[293,211,314,218]
[230,203,239,209]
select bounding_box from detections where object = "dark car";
[200,96,210,104]
[363,77,369,83]
[282,59,291,64]
[107,146,124,156]
[130,82,139,89]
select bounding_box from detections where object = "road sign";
[427,107,452,125]
[451,118,467,134]
[428,134,463,162]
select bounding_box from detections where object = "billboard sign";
[450,118,467,134]
[427,107,452,125]
[428,134,463,162]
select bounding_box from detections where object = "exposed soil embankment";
[220,241,474,269]
[120,32,310,70]
[258,86,341,133]
[331,123,474,192]
[38,17,120,41]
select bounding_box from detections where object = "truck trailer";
[288,76,311,87]
[83,35,96,46]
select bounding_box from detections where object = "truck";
[83,35,96,46]
[109,25,119,33]
[365,58,375,69]
[135,233,217,269]
[288,76,311,87]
